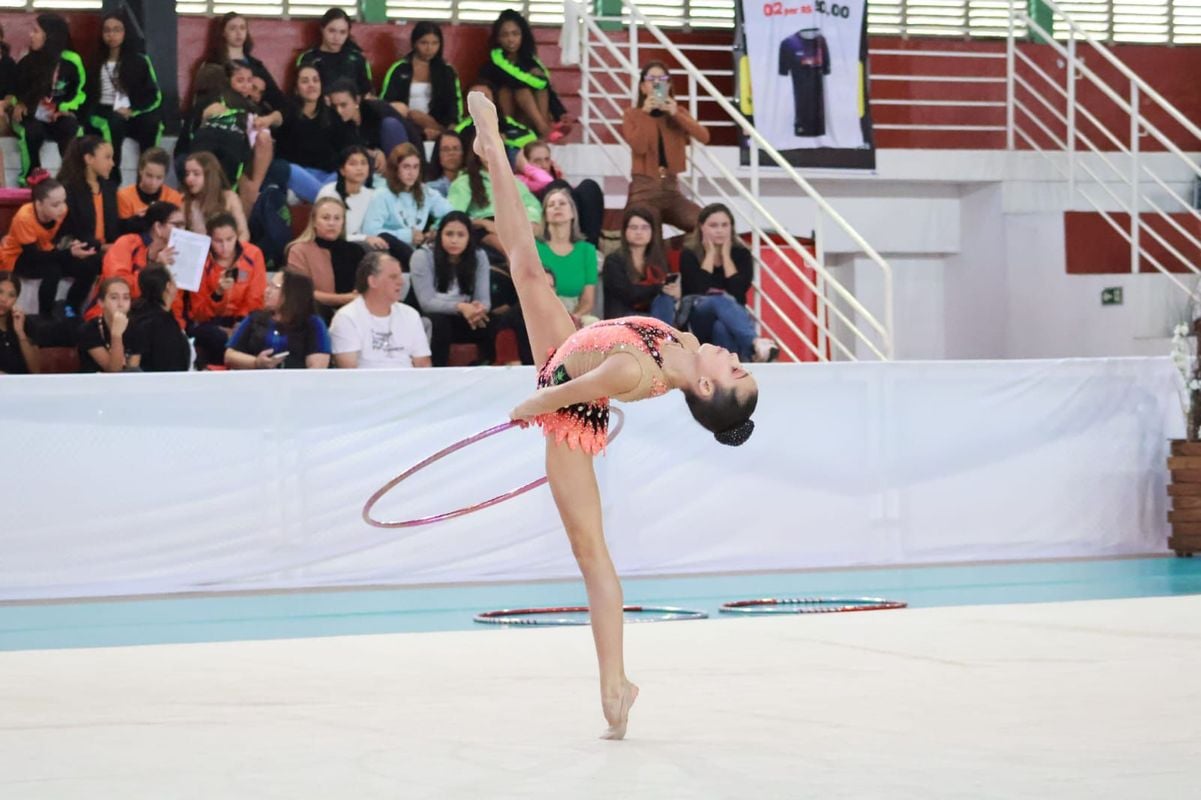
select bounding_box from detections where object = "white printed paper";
[166,228,211,293]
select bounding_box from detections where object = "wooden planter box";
[1169,440,1201,556]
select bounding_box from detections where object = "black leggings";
[13,250,99,316]
[428,311,496,367]
[87,107,163,170]
[572,179,605,246]
[14,114,79,184]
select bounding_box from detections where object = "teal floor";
[2,556,1199,652]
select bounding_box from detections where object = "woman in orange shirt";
[187,212,266,368]
[0,177,95,317]
[88,200,182,323]
[116,147,183,232]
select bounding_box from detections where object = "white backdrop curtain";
[0,358,1180,600]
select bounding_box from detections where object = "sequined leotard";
[534,316,696,455]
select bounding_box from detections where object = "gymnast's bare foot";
[600,680,639,740]
[467,91,502,163]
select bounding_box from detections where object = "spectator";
[679,203,778,363]
[225,270,331,370]
[116,148,184,230]
[84,10,162,172]
[0,25,16,182]
[77,276,130,373]
[57,136,119,264]
[124,265,190,372]
[330,251,430,369]
[11,14,86,186]
[485,261,534,365]
[0,178,95,318]
[327,79,408,175]
[426,130,464,197]
[181,151,249,241]
[479,10,569,142]
[536,186,597,326]
[522,139,605,245]
[285,196,361,316]
[0,271,38,374]
[621,61,710,233]
[201,12,286,112]
[381,22,463,141]
[451,82,535,154]
[317,145,384,249]
[362,142,453,268]
[603,206,679,322]
[277,64,344,203]
[188,212,267,368]
[410,211,493,366]
[88,200,182,324]
[179,61,279,213]
[448,146,542,253]
[296,9,373,99]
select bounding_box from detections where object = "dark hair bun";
[715,419,754,447]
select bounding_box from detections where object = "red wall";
[5,12,1200,152]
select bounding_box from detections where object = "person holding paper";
[186,213,266,369]
[86,201,183,326]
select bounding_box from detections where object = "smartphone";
[272,351,290,361]
[665,273,681,285]
[653,82,669,102]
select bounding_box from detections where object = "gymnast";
[466,91,759,740]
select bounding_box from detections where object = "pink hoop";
[362,407,626,529]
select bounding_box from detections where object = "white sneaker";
[752,338,780,363]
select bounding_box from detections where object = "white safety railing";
[574,1,895,361]
[1007,0,1201,299]
[868,46,1008,140]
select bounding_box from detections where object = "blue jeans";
[688,294,756,360]
[649,292,677,325]
[288,165,337,203]
[380,117,409,157]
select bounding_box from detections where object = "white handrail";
[1008,0,1201,302]
[615,0,895,356]
[1036,0,1201,146]
[575,0,895,361]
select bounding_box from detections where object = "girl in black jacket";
[85,10,163,171]
[478,10,568,142]
[10,13,86,186]
[56,136,118,314]
[295,9,373,99]
[200,12,287,113]
[381,22,463,140]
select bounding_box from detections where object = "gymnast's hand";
[510,395,544,426]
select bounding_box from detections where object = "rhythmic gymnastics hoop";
[474,604,708,626]
[362,407,626,529]
[719,597,907,615]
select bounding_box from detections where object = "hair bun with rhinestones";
[715,419,754,447]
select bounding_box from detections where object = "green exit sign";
[1101,287,1123,306]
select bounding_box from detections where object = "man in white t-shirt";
[330,252,432,369]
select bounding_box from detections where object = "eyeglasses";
[644,75,671,83]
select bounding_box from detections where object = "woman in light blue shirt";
[362,142,453,269]
[409,211,495,366]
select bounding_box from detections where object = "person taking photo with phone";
[620,61,710,234]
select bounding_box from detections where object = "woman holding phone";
[620,61,710,234]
